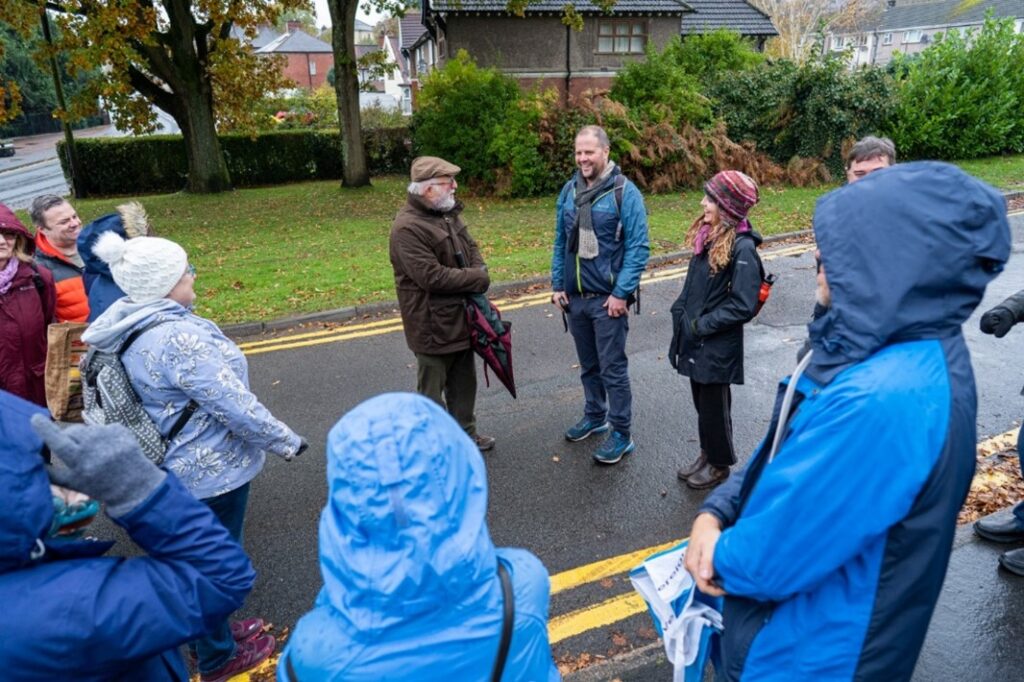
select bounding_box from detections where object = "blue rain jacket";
[0,390,255,681]
[79,212,129,322]
[280,393,560,682]
[699,162,1011,681]
[552,166,650,299]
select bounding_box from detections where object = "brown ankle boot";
[686,462,730,490]
[677,451,707,481]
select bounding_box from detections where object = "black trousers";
[689,380,735,468]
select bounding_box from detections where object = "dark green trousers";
[415,348,477,436]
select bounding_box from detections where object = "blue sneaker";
[593,431,635,465]
[565,417,610,442]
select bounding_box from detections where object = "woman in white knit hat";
[83,233,306,682]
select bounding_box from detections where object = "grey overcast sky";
[312,0,386,28]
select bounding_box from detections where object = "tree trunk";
[177,79,231,194]
[327,0,371,188]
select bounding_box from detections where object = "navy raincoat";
[0,389,256,681]
[281,393,559,682]
[699,162,1011,681]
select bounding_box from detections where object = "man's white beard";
[433,192,456,212]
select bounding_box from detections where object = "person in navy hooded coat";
[683,162,1011,681]
[280,393,560,682]
[77,201,150,322]
[0,389,256,681]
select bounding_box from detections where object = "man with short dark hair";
[551,125,650,465]
[389,156,495,452]
[845,135,896,183]
[30,194,88,322]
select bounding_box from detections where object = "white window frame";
[903,29,922,43]
[882,32,893,45]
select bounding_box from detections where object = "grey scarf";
[573,162,617,260]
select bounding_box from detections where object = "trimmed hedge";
[58,127,411,196]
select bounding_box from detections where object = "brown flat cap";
[410,156,460,182]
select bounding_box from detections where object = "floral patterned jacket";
[83,298,300,499]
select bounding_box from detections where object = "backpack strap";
[29,262,53,323]
[118,319,200,441]
[490,560,515,682]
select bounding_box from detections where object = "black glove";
[31,416,166,518]
[980,306,1017,338]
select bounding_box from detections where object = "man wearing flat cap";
[389,156,496,451]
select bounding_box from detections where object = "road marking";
[238,243,815,356]
[550,539,680,595]
[549,591,650,644]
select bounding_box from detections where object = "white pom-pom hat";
[93,232,188,303]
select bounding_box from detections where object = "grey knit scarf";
[573,162,617,260]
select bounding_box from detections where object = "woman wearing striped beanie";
[668,170,765,490]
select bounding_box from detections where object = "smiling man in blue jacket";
[551,125,650,465]
[684,162,1011,681]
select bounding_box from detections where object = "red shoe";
[230,617,265,643]
[199,633,276,682]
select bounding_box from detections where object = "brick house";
[420,0,694,100]
[256,27,334,89]
[679,0,777,50]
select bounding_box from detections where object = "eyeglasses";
[431,178,456,188]
[186,264,196,277]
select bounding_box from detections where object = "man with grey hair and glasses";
[388,156,495,452]
[30,194,88,322]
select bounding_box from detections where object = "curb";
[220,229,816,338]
[564,642,668,681]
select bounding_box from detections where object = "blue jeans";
[567,294,632,435]
[193,482,251,673]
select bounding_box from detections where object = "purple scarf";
[693,218,751,255]
[0,257,19,295]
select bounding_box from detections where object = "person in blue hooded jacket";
[683,162,1010,681]
[280,393,560,682]
[0,389,256,681]
[78,201,151,322]
[551,125,650,465]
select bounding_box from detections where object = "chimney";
[287,20,302,33]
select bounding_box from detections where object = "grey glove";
[31,415,166,518]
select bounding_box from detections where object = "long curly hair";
[684,214,736,274]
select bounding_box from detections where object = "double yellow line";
[237,243,815,357]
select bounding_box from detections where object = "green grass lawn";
[29,153,1024,325]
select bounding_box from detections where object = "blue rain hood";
[319,392,497,637]
[808,161,1010,382]
[0,391,54,573]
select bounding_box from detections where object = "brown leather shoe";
[686,462,730,490]
[677,451,708,481]
[473,434,496,452]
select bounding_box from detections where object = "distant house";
[380,34,413,113]
[399,10,437,107]
[355,18,377,45]
[679,0,777,50]
[229,24,282,50]
[421,0,694,100]
[825,0,1024,67]
[256,25,334,89]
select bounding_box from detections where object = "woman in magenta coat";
[0,204,56,407]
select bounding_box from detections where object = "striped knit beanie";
[704,171,759,228]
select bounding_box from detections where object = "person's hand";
[604,295,628,318]
[552,291,569,311]
[283,437,308,462]
[31,415,166,518]
[685,513,726,597]
[980,306,1017,338]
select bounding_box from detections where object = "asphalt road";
[0,158,68,210]
[93,212,1024,678]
